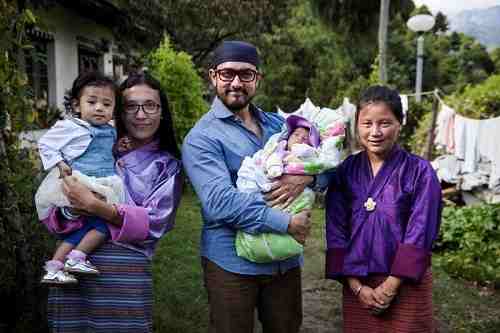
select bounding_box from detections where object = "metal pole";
[378,0,390,84]
[423,89,439,160]
[415,35,424,103]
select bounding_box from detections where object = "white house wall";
[36,5,116,111]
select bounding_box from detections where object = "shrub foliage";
[436,204,500,285]
[147,36,207,144]
[0,1,54,331]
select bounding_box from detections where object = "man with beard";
[182,41,320,333]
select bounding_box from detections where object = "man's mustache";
[225,88,248,96]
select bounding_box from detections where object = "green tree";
[116,0,294,67]
[1,0,54,331]
[309,0,414,35]
[147,36,208,143]
[309,0,414,83]
[449,31,461,51]
[433,11,449,34]
[255,2,369,112]
[491,47,500,73]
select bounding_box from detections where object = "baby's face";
[287,127,310,150]
[75,86,115,126]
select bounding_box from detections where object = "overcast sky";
[413,0,500,16]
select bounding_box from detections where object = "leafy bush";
[1,2,54,330]
[435,204,500,285]
[403,99,433,153]
[147,36,208,143]
[446,74,500,119]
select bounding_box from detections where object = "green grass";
[432,256,500,332]
[153,188,208,332]
[152,190,500,332]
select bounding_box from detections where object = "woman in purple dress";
[45,72,183,332]
[325,85,442,332]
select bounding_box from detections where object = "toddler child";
[36,71,123,285]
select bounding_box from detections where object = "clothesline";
[404,88,443,101]
[404,90,435,97]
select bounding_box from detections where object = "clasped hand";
[358,281,398,316]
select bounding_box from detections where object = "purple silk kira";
[325,145,442,282]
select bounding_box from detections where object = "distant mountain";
[449,6,500,50]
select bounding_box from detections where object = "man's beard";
[220,88,253,112]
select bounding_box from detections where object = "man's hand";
[264,174,313,209]
[287,210,312,244]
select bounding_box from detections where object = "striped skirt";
[343,270,435,333]
[47,243,153,333]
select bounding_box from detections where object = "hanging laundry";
[477,116,500,191]
[454,114,480,174]
[399,94,408,125]
[341,97,358,153]
[434,102,455,153]
[431,155,460,183]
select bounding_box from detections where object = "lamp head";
[407,14,435,32]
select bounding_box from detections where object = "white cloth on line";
[477,116,500,191]
[399,94,408,125]
[341,97,357,152]
[431,155,460,184]
[454,114,480,174]
[434,102,455,153]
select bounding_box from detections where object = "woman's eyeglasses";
[215,69,258,83]
[124,101,161,115]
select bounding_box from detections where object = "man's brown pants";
[202,258,302,333]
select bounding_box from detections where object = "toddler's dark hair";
[64,71,118,116]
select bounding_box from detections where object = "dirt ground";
[299,231,342,333]
[301,276,342,332]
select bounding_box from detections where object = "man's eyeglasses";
[124,101,161,115]
[215,69,258,83]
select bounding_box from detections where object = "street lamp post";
[407,14,435,103]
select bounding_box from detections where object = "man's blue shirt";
[182,97,302,275]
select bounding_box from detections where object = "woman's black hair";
[356,85,403,124]
[117,71,180,159]
[63,71,118,117]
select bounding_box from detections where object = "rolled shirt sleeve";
[391,162,442,282]
[38,119,91,170]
